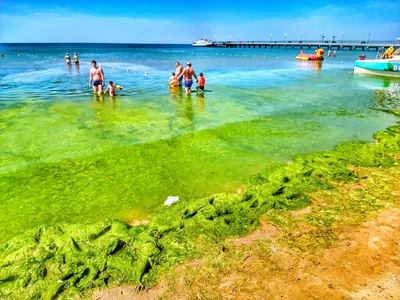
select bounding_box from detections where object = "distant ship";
[192,37,213,47]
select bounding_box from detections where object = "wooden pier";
[211,41,398,51]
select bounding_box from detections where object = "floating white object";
[164,196,179,206]
[144,72,148,75]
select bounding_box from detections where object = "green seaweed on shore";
[1,115,400,299]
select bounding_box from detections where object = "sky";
[0,0,399,43]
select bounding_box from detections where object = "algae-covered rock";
[1,123,400,298]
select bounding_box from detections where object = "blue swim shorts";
[184,80,193,88]
[93,80,103,86]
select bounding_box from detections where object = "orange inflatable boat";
[296,48,324,61]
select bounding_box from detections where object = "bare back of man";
[89,60,105,94]
[180,62,198,94]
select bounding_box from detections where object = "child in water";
[169,72,178,87]
[104,81,116,96]
[196,73,206,92]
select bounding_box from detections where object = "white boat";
[354,46,400,77]
[192,38,213,47]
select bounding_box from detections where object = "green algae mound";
[1,123,400,299]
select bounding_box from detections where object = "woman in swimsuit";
[64,53,71,65]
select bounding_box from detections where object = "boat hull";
[296,55,323,61]
[354,59,400,77]
[192,44,213,47]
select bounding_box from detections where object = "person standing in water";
[89,60,105,94]
[333,50,337,57]
[177,62,198,94]
[73,53,79,65]
[64,53,71,65]
[175,62,184,86]
[104,81,117,96]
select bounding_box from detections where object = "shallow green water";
[0,44,399,242]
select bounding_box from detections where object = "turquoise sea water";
[0,43,399,242]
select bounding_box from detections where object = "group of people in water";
[327,50,337,57]
[64,53,80,66]
[169,61,206,94]
[86,59,206,97]
[88,60,118,96]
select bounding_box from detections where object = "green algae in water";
[1,73,399,242]
[2,99,395,242]
[1,121,400,299]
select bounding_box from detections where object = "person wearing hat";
[73,53,79,65]
[64,53,71,65]
[177,61,199,94]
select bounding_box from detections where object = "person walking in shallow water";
[175,62,184,86]
[89,60,105,94]
[73,53,79,65]
[177,62,198,94]
[64,53,71,65]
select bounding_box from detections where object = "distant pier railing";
[211,40,399,51]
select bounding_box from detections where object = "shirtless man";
[89,60,105,94]
[175,62,184,86]
[178,62,198,94]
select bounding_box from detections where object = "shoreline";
[1,110,399,299]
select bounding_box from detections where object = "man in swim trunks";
[89,60,105,94]
[178,62,199,94]
[175,62,184,86]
